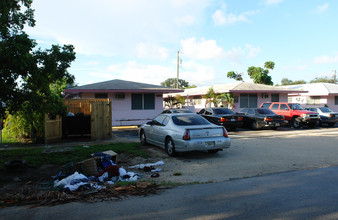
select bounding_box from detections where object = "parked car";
[197,107,243,130]
[161,108,193,114]
[238,108,286,130]
[139,113,231,156]
[260,102,320,128]
[305,107,338,127]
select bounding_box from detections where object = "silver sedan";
[139,113,231,156]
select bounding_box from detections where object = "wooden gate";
[44,114,62,144]
[90,100,112,140]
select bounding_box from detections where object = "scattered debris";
[0,151,168,207]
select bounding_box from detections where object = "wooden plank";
[44,115,62,144]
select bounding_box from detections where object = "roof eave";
[229,89,308,93]
[64,89,184,94]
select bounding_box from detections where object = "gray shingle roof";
[65,79,183,93]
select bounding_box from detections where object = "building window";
[307,96,321,105]
[193,96,202,105]
[115,93,125,99]
[335,96,338,105]
[234,96,239,103]
[271,94,279,102]
[240,94,257,108]
[95,93,108,98]
[132,93,155,110]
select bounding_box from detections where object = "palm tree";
[217,93,235,109]
[204,87,218,107]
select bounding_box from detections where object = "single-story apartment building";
[283,83,338,112]
[64,79,183,126]
[165,81,307,113]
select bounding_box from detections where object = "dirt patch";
[0,148,173,207]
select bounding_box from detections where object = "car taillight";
[238,117,243,121]
[221,117,228,122]
[183,129,190,140]
[264,117,272,121]
[222,127,228,138]
[329,114,334,118]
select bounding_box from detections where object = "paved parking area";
[118,126,338,184]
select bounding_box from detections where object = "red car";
[260,102,320,128]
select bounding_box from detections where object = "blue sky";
[26,0,338,87]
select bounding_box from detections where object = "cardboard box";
[91,150,118,164]
[76,158,98,176]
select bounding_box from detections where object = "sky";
[26,0,338,87]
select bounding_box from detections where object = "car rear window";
[214,108,234,115]
[257,109,275,114]
[172,115,210,126]
[173,109,193,113]
[319,107,332,113]
[271,104,279,110]
[261,103,272,109]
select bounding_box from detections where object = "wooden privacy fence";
[44,115,62,144]
[90,100,112,140]
[44,99,112,143]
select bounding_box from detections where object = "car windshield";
[172,109,192,113]
[257,109,275,115]
[289,104,303,110]
[319,107,333,113]
[214,108,234,115]
[172,115,210,126]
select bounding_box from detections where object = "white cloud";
[137,43,169,61]
[178,61,217,86]
[265,0,283,5]
[84,61,99,66]
[27,0,210,57]
[180,38,261,63]
[316,3,329,13]
[281,64,308,71]
[212,3,258,26]
[181,38,226,60]
[103,61,175,85]
[174,15,196,26]
[314,54,338,64]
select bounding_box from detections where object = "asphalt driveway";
[113,126,338,184]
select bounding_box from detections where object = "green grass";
[0,142,149,170]
[0,135,21,145]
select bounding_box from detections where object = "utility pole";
[176,51,180,88]
[333,70,337,84]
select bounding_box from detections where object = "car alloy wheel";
[165,137,176,157]
[251,121,259,130]
[291,117,301,128]
[140,130,147,145]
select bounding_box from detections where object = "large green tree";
[310,76,337,84]
[247,61,274,85]
[279,78,307,86]
[0,0,76,142]
[227,61,274,85]
[227,71,243,81]
[161,78,191,89]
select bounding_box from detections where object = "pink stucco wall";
[189,92,289,113]
[79,92,163,126]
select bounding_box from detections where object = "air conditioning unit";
[115,93,125,99]
[262,94,269,99]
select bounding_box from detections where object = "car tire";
[291,117,302,129]
[308,123,316,128]
[251,121,260,130]
[328,123,335,127]
[140,130,147,145]
[165,137,176,157]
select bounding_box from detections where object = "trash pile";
[52,150,165,192]
[0,150,167,207]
